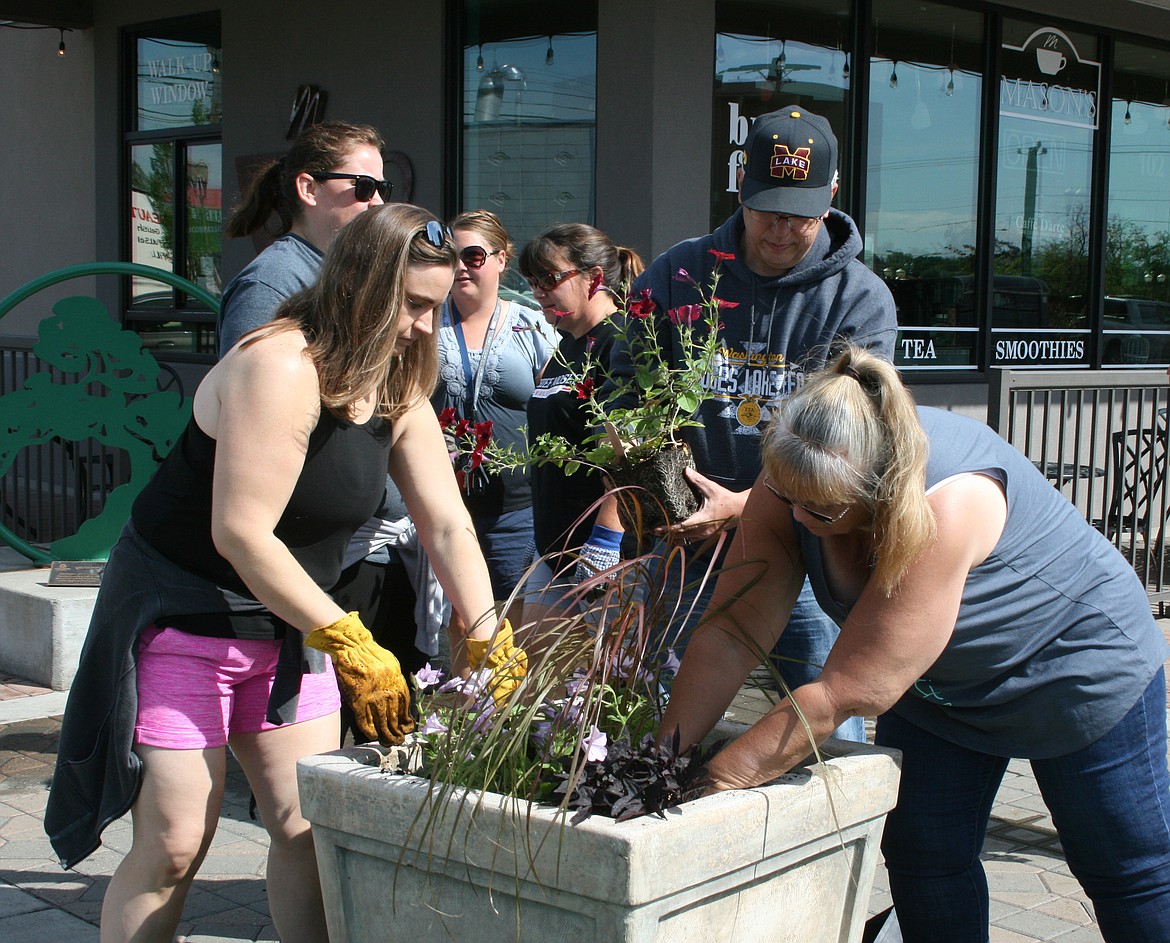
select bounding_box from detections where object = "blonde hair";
[244,203,454,420]
[761,345,935,594]
[449,208,515,261]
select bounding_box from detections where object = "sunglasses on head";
[459,245,502,269]
[310,172,393,202]
[423,219,453,248]
[763,476,851,525]
[525,269,581,292]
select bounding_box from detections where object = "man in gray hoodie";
[632,106,896,736]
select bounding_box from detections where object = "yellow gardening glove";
[304,612,413,745]
[464,619,528,705]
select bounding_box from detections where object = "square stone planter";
[298,728,900,943]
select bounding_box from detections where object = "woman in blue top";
[661,346,1170,943]
[432,210,552,664]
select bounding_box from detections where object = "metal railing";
[988,367,1170,601]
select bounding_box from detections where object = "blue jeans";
[877,669,1170,943]
[646,539,866,742]
[470,506,535,600]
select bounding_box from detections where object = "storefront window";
[866,0,984,372]
[992,22,1098,367]
[713,0,852,229]
[461,1,597,266]
[1103,41,1170,366]
[124,17,222,356]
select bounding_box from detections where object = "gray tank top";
[799,406,1167,758]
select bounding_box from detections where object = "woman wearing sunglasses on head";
[432,211,553,667]
[219,122,443,739]
[660,345,1170,943]
[47,205,523,943]
[516,224,644,633]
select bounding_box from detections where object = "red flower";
[549,308,572,320]
[468,448,486,469]
[668,304,703,326]
[714,297,740,309]
[708,249,736,261]
[576,377,596,399]
[474,420,493,446]
[454,418,471,438]
[587,271,605,300]
[438,407,457,429]
[627,288,656,318]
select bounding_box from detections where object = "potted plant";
[297,549,902,942]
[443,257,736,533]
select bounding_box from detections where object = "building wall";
[0,24,95,337]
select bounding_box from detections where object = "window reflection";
[866,0,983,371]
[992,22,1098,366]
[713,0,852,230]
[461,2,597,258]
[1104,41,1170,366]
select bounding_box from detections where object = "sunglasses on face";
[763,476,851,525]
[459,245,502,269]
[525,269,581,292]
[423,219,453,248]
[310,172,393,202]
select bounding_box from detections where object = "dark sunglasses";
[310,172,393,202]
[460,245,502,269]
[423,219,452,248]
[763,476,851,525]
[525,269,580,292]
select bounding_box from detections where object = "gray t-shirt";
[799,407,1168,758]
[217,233,322,356]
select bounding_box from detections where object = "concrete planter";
[297,730,901,943]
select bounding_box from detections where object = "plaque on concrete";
[47,561,105,586]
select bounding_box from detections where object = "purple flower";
[530,720,553,747]
[582,725,608,762]
[673,267,696,285]
[420,712,449,735]
[660,649,682,677]
[414,663,444,690]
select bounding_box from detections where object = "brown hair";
[243,203,455,420]
[518,223,644,300]
[449,208,515,262]
[761,345,936,595]
[225,121,385,239]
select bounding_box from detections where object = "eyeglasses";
[423,220,452,248]
[525,269,580,292]
[763,476,851,525]
[310,172,393,202]
[459,245,502,269]
[746,207,821,234]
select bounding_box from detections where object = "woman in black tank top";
[55,203,516,943]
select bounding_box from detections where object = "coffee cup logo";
[1036,48,1066,75]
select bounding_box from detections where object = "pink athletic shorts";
[134,624,340,749]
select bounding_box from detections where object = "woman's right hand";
[304,612,413,744]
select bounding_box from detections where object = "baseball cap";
[739,106,839,217]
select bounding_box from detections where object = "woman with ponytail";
[661,345,1170,943]
[218,120,390,353]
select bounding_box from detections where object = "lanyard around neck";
[449,299,503,420]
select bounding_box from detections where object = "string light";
[889,60,899,89]
[476,44,484,72]
[57,28,65,56]
[842,52,850,80]
[1125,101,1132,125]
[545,35,554,66]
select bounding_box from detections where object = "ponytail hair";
[761,345,935,595]
[518,223,645,300]
[225,120,385,239]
